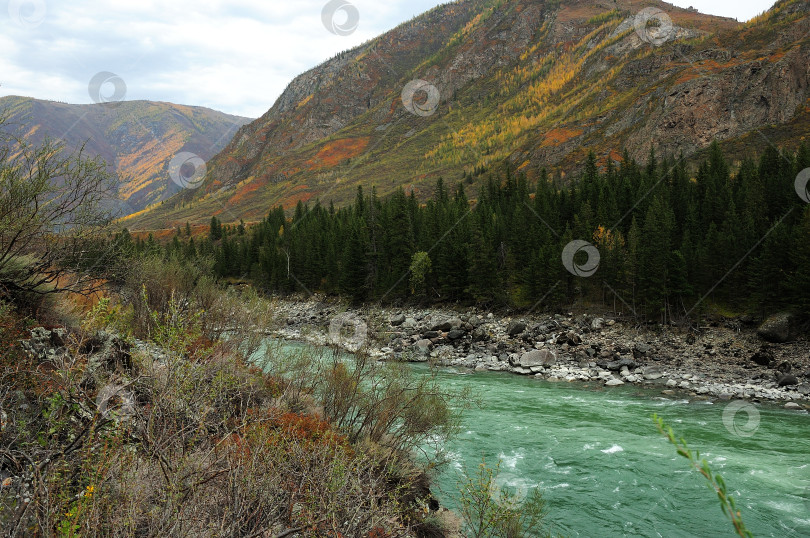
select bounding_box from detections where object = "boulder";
[431,319,453,332]
[83,332,132,377]
[402,318,418,330]
[757,312,794,343]
[617,357,636,370]
[414,339,433,355]
[519,349,557,368]
[390,314,406,326]
[557,331,582,345]
[507,321,527,336]
[605,379,625,387]
[777,374,799,387]
[591,318,605,331]
[471,328,489,342]
[784,402,802,410]
[633,343,651,357]
[750,347,774,367]
[643,367,664,380]
[447,330,465,341]
[423,331,440,339]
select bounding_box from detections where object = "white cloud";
[0,0,778,117]
[667,0,776,22]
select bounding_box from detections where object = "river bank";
[267,296,810,408]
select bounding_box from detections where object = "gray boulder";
[757,312,794,343]
[633,343,651,357]
[431,319,453,332]
[643,367,664,380]
[414,339,433,355]
[519,349,557,368]
[447,330,465,340]
[777,374,799,387]
[390,314,406,326]
[507,321,527,336]
[605,379,625,387]
[84,331,133,377]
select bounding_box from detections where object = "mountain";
[128,0,809,229]
[0,96,252,214]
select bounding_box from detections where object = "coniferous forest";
[117,142,810,322]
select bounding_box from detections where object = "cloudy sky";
[1,0,777,118]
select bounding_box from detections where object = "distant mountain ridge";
[124,0,810,230]
[0,96,252,214]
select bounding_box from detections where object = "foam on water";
[601,444,624,454]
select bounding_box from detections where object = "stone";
[633,343,651,358]
[777,374,799,387]
[507,321,527,336]
[50,328,68,347]
[423,331,440,339]
[472,328,489,342]
[784,402,802,410]
[757,312,794,343]
[431,319,453,332]
[414,339,433,355]
[447,330,465,340]
[390,314,406,326]
[750,347,774,367]
[617,357,636,369]
[591,318,605,330]
[643,367,664,380]
[402,318,417,330]
[605,379,625,387]
[666,379,678,387]
[83,332,132,377]
[519,349,557,368]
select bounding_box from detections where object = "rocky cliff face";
[0,96,252,214]
[131,0,810,229]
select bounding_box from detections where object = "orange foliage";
[307,137,370,170]
[281,191,314,210]
[227,177,267,206]
[541,127,584,147]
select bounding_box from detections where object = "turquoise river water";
[271,341,809,537]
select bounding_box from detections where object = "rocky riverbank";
[269,297,810,410]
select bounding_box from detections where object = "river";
[269,341,810,537]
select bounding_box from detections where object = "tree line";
[114,141,810,322]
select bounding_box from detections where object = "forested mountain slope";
[128,0,810,229]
